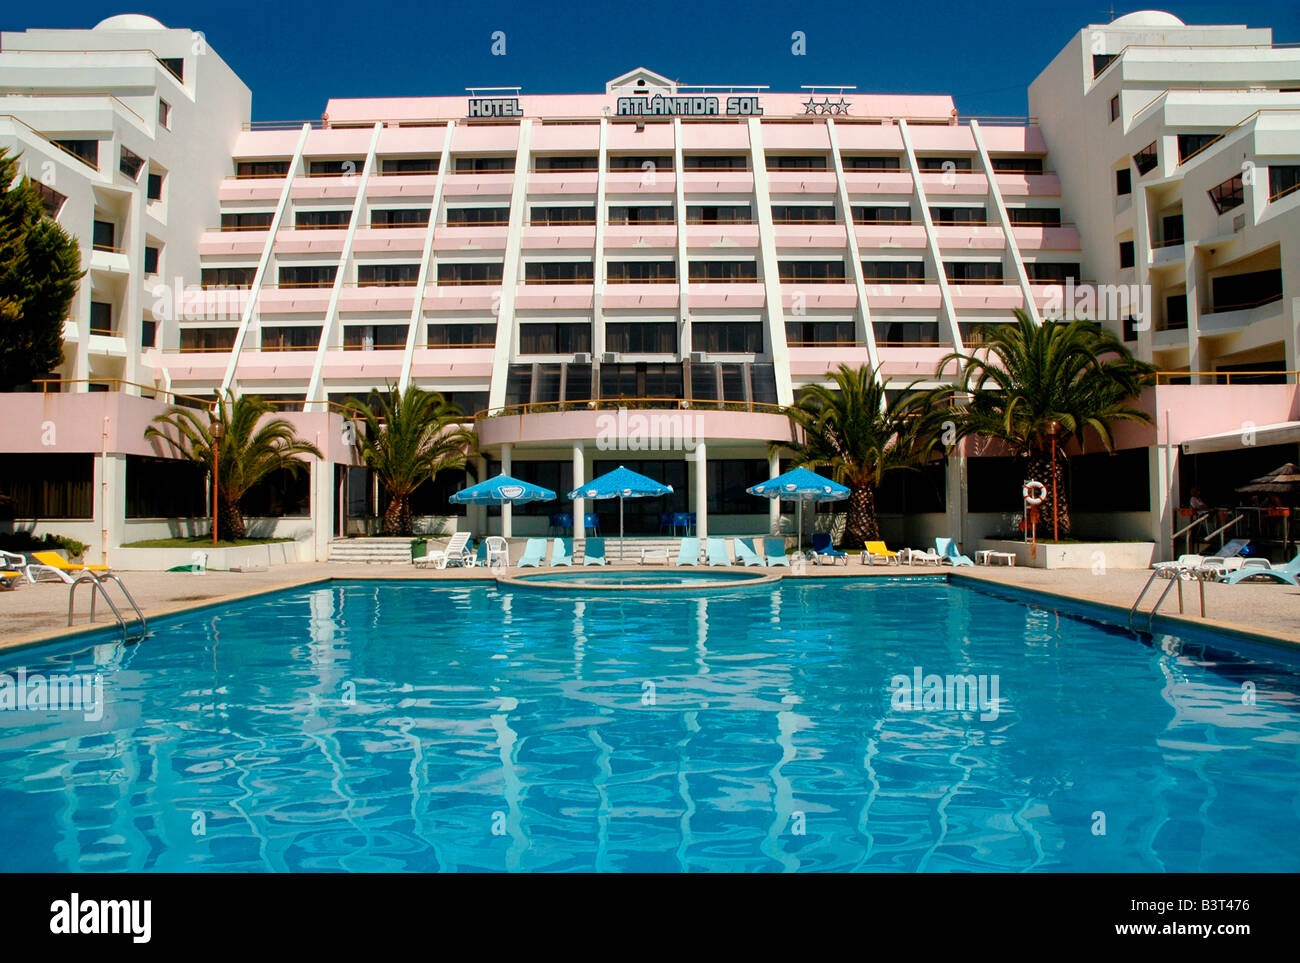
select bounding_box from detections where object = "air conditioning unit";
[1233,213,1246,233]
[689,352,708,364]
[573,352,592,364]
[600,352,620,364]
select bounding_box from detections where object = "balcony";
[476,400,797,448]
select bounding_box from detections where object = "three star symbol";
[802,97,852,115]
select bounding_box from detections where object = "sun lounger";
[676,536,701,566]
[1199,556,1246,580]
[734,538,764,567]
[26,551,111,583]
[936,538,973,567]
[860,540,901,565]
[705,537,731,566]
[583,538,607,566]
[551,538,574,567]
[1223,554,1300,585]
[811,532,848,565]
[763,537,790,567]
[1152,554,1204,578]
[517,538,547,568]
[417,531,470,569]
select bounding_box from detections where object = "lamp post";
[211,419,225,547]
[1047,419,1060,542]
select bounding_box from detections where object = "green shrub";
[0,531,90,558]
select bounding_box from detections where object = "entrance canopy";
[1181,422,1300,455]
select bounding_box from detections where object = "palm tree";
[933,310,1155,537]
[780,363,937,549]
[344,386,475,536]
[146,391,322,540]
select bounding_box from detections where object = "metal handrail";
[1172,511,1211,555]
[67,571,146,643]
[1129,564,1208,632]
[476,397,792,420]
[1202,513,1245,552]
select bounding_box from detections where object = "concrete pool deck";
[1,560,1297,653]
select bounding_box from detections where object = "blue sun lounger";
[676,536,701,566]
[811,532,848,565]
[583,537,607,566]
[936,537,973,567]
[734,538,764,567]
[764,537,790,567]
[550,538,573,567]
[1224,554,1300,585]
[705,537,731,566]
[517,538,547,568]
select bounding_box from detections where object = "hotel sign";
[467,97,524,118]
[615,94,763,117]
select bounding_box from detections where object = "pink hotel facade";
[1,12,1299,565]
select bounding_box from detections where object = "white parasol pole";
[619,496,625,563]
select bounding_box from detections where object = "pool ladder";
[67,570,147,643]
[1128,565,1207,633]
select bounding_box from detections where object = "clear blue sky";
[4,2,1298,120]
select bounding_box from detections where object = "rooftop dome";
[1109,10,1185,27]
[93,14,167,30]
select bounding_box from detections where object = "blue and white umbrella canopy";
[568,465,673,560]
[450,473,555,505]
[748,467,849,555]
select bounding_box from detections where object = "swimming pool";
[504,568,777,590]
[1,577,1297,872]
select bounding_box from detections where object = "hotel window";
[0,453,94,518]
[158,57,184,81]
[92,220,116,250]
[143,246,160,275]
[683,155,748,171]
[1025,262,1081,282]
[180,328,237,351]
[357,263,421,287]
[295,210,350,230]
[141,319,157,348]
[1122,316,1139,342]
[607,261,676,283]
[1118,240,1135,270]
[308,159,362,177]
[32,182,66,219]
[54,139,99,169]
[929,206,986,225]
[221,211,273,231]
[686,204,753,224]
[1163,294,1188,330]
[785,320,855,346]
[1092,53,1117,76]
[1006,208,1062,227]
[841,155,901,171]
[261,326,323,351]
[427,322,496,347]
[945,262,1004,283]
[533,155,597,171]
[1208,174,1245,214]
[991,157,1044,174]
[1269,165,1300,202]
[862,260,924,282]
[1133,142,1158,175]
[236,160,289,178]
[609,155,673,171]
[778,260,845,283]
[278,265,337,288]
[447,207,510,226]
[608,205,674,225]
[89,301,113,336]
[119,146,145,180]
[1115,168,1132,196]
[343,324,408,349]
[709,460,771,516]
[147,171,164,201]
[600,362,684,401]
[605,322,677,354]
[518,322,592,354]
[689,261,758,283]
[1108,95,1120,123]
[1210,268,1282,313]
[1177,133,1221,163]
[696,323,764,353]
[381,157,439,175]
[454,156,515,174]
[852,205,911,224]
[766,155,827,171]
[158,98,171,129]
[917,157,972,173]
[531,205,595,225]
[687,362,776,404]
[873,320,940,346]
[1161,213,1184,246]
[524,262,594,284]
[371,208,430,228]
[437,262,503,285]
[202,266,256,288]
[772,205,837,224]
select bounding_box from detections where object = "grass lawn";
[121,536,295,549]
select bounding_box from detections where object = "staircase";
[594,536,685,563]
[328,537,415,564]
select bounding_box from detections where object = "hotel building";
[1,12,1297,565]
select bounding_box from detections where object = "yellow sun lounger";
[860,541,901,565]
[30,551,110,575]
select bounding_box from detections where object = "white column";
[694,441,708,539]
[769,451,781,534]
[572,441,585,545]
[500,443,513,538]
[311,455,332,562]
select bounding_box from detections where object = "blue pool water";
[514,569,771,588]
[1,577,1298,872]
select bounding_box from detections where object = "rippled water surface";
[1,578,1298,872]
